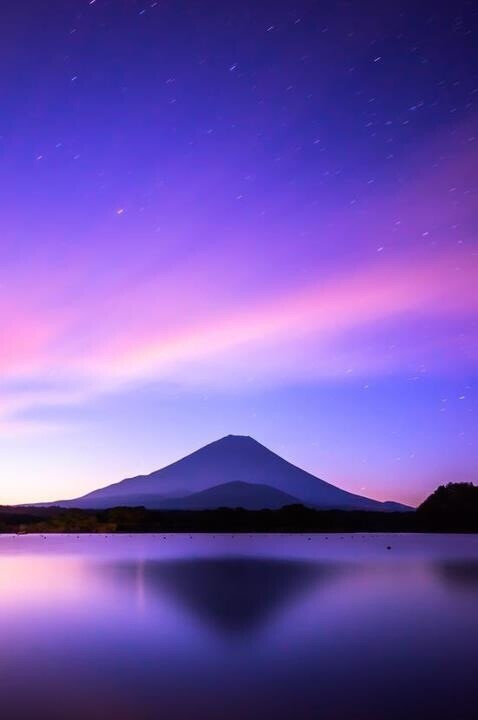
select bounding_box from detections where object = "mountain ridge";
[159,481,302,510]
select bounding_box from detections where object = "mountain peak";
[222,434,254,441]
[212,434,262,449]
[210,434,269,454]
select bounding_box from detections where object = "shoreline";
[1,504,476,534]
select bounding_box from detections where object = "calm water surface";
[1,533,477,720]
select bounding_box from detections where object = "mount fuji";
[44,435,411,512]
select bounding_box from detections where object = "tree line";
[0,482,476,534]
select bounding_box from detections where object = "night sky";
[0,0,477,505]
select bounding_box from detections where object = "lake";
[1,533,477,720]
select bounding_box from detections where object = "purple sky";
[0,0,477,505]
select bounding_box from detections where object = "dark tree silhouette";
[417,482,478,531]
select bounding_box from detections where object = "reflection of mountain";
[137,558,338,634]
[47,435,410,511]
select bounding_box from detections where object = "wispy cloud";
[1,121,477,434]
[1,247,477,432]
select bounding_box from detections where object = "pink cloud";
[0,119,477,426]
[0,245,477,391]
[88,248,477,381]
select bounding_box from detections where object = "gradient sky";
[0,0,477,506]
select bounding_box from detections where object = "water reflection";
[435,561,478,593]
[1,535,478,720]
[136,557,338,634]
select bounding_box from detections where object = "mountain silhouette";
[47,434,410,511]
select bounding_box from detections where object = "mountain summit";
[47,435,411,511]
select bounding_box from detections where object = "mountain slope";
[47,434,411,511]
